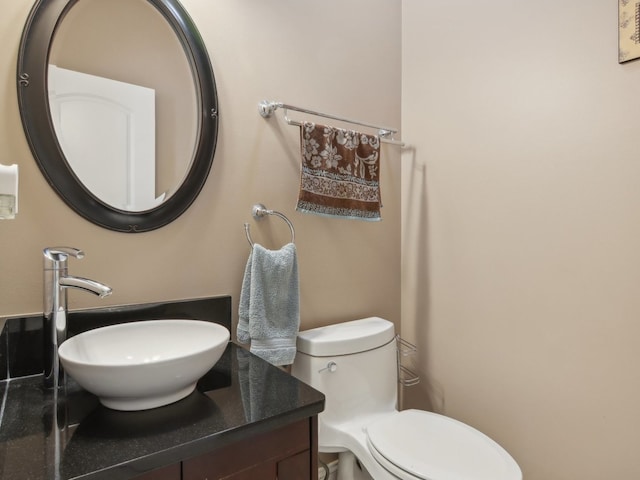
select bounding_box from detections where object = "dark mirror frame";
[17,0,218,233]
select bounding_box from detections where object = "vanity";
[0,296,325,479]
[6,1,326,475]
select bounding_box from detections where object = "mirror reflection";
[48,0,198,212]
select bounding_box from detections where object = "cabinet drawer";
[133,463,181,480]
[183,419,311,480]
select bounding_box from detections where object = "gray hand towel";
[237,243,300,366]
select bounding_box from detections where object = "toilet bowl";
[291,317,522,480]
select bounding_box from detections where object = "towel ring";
[244,204,295,247]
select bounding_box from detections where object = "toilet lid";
[366,410,521,480]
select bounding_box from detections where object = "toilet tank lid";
[296,317,396,356]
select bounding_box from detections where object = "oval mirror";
[17,0,218,232]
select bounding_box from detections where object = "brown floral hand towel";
[296,121,382,221]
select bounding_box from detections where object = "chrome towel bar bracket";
[244,203,295,247]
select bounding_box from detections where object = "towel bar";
[244,203,295,247]
[259,100,405,146]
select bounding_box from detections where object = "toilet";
[291,317,522,480]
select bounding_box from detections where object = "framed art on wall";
[619,0,640,63]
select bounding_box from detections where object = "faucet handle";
[43,247,85,267]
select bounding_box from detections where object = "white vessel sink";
[58,319,230,411]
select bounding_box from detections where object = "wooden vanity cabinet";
[135,417,318,480]
[135,464,181,480]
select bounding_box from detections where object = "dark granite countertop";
[0,297,325,479]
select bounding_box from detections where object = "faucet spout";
[43,247,112,389]
[59,276,112,297]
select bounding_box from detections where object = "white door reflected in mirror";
[48,65,165,211]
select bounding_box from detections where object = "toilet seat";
[366,410,522,480]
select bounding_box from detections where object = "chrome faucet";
[43,247,112,389]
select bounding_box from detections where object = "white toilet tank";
[292,317,398,449]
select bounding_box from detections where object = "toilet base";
[337,451,375,480]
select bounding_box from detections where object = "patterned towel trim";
[296,200,382,221]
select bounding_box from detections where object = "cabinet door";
[277,450,311,480]
[222,463,275,480]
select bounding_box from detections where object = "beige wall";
[402,1,640,479]
[0,1,401,336]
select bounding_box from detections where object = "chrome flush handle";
[318,361,338,373]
